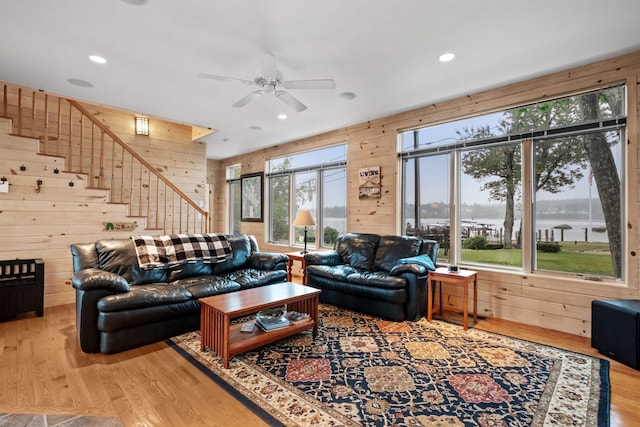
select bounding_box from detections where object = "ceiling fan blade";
[260,53,278,81]
[284,79,336,90]
[276,91,307,112]
[197,73,254,86]
[232,90,262,108]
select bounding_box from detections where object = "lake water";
[405,218,609,243]
[324,217,609,243]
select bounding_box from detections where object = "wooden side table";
[286,251,308,284]
[428,267,478,330]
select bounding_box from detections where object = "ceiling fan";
[198,53,335,112]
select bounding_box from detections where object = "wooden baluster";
[98,130,105,188]
[138,163,143,216]
[171,190,175,234]
[90,124,96,188]
[67,103,73,171]
[146,168,151,221]
[179,197,183,233]
[155,175,160,230]
[43,94,49,154]
[17,88,22,135]
[163,182,168,233]
[31,91,36,138]
[56,99,61,157]
[118,146,124,202]
[78,115,84,173]
[2,84,7,117]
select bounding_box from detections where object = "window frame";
[266,145,347,249]
[399,85,627,282]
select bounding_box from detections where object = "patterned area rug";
[168,304,609,427]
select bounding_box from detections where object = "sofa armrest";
[71,268,130,293]
[248,252,289,271]
[389,263,427,276]
[304,251,342,266]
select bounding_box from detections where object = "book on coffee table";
[256,316,291,331]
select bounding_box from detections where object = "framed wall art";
[241,172,263,222]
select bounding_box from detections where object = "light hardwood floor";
[1,300,638,426]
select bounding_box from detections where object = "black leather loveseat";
[304,233,439,322]
[71,234,288,354]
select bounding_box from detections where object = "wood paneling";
[212,50,640,337]
[0,93,208,307]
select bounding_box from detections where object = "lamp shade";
[293,209,315,227]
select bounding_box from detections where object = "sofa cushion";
[97,284,192,312]
[373,235,422,272]
[96,239,138,282]
[167,262,213,282]
[306,264,359,281]
[213,235,251,275]
[335,233,380,271]
[222,269,287,289]
[131,264,168,285]
[171,275,241,298]
[98,300,200,332]
[345,271,407,289]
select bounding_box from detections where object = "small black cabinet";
[0,258,44,319]
[591,299,640,369]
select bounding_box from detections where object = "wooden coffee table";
[199,282,320,368]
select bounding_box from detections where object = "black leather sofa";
[71,234,288,354]
[304,233,439,322]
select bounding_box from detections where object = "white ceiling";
[2,0,639,160]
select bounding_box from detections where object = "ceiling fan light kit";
[199,53,335,112]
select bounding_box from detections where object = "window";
[226,164,241,234]
[401,85,626,279]
[267,145,347,249]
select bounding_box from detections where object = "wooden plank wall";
[210,50,640,337]
[0,89,208,307]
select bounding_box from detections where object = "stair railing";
[1,83,208,234]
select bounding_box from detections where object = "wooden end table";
[199,282,320,368]
[286,251,309,284]
[428,267,478,330]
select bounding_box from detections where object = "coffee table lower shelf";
[227,318,314,355]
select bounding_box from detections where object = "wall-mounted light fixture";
[135,117,149,136]
[68,181,74,187]
[54,168,59,174]
[20,165,26,171]
[0,176,6,183]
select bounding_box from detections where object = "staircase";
[0,82,209,307]
[1,83,208,235]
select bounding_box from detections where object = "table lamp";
[292,209,316,254]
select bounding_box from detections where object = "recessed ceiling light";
[277,114,287,120]
[89,55,106,64]
[89,55,107,64]
[439,52,455,62]
[339,92,357,100]
[67,78,93,88]
[249,125,262,131]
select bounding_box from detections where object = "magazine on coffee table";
[256,316,291,331]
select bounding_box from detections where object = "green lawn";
[460,243,613,276]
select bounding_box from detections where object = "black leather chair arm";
[247,252,289,271]
[389,263,427,276]
[72,268,130,293]
[304,251,342,266]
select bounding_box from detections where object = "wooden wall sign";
[103,221,138,231]
[358,166,381,199]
